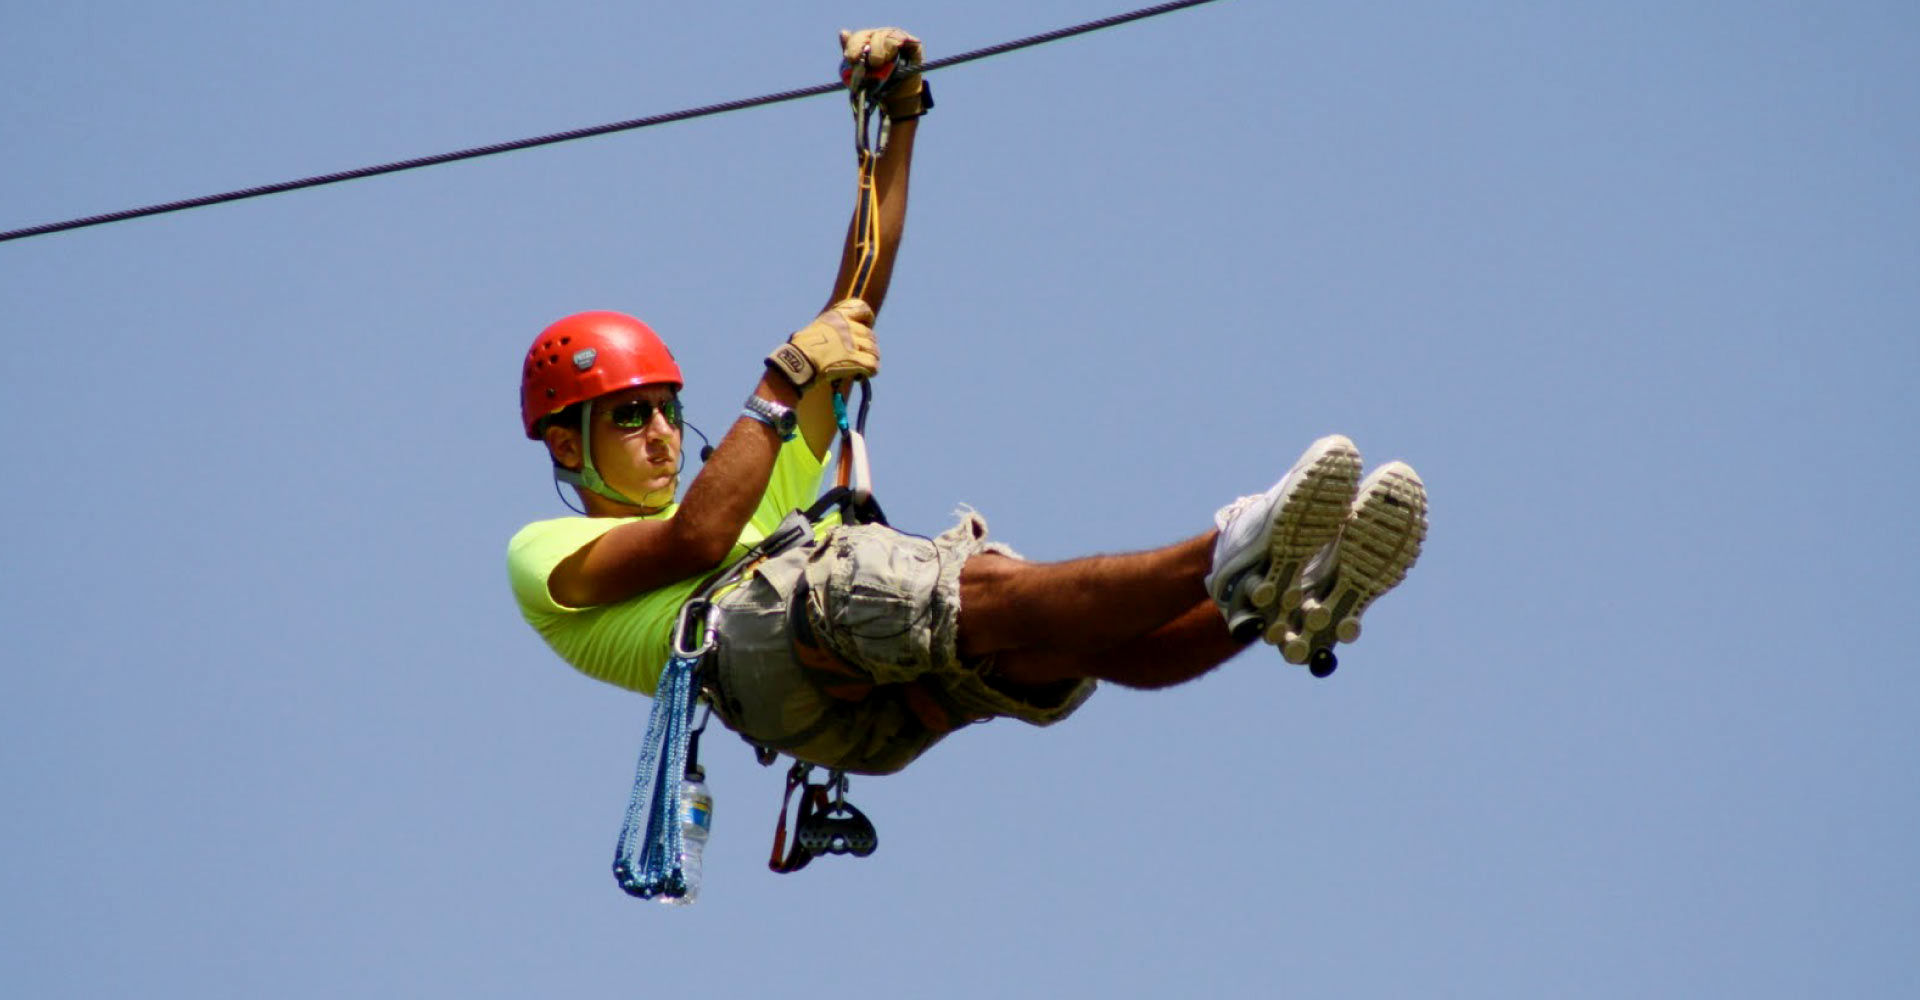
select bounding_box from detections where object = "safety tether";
[825,45,913,525]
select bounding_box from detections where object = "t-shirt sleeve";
[506,515,691,696]
[746,434,830,539]
[507,516,625,614]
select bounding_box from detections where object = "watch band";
[741,394,798,441]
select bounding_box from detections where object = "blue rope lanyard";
[612,587,719,900]
[612,651,700,899]
[607,513,812,901]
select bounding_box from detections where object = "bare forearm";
[671,373,803,560]
[826,118,917,317]
[863,120,916,315]
[555,373,800,605]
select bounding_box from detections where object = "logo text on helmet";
[573,348,598,372]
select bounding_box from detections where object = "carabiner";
[670,597,717,659]
[839,48,899,92]
[842,50,903,157]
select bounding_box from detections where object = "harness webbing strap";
[841,149,882,304]
[830,68,893,512]
[768,765,832,874]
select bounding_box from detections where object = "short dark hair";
[533,402,585,438]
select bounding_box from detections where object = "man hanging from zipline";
[508,26,1428,792]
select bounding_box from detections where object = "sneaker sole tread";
[1294,462,1427,655]
[1247,443,1362,612]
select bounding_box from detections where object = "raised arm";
[822,27,929,320]
[536,32,921,608]
[798,28,930,453]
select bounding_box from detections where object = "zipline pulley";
[770,762,879,873]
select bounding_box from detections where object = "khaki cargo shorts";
[706,511,1096,775]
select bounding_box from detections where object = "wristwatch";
[741,394,799,441]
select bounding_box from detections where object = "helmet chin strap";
[553,402,674,510]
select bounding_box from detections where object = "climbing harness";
[611,484,890,895]
[609,566,724,898]
[610,408,899,900]
[612,502,831,897]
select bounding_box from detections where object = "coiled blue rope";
[612,651,700,899]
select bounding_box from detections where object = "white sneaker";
[1270,461,1428,674]
[1206,435,1363,641]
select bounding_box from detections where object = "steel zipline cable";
[1,0,1225,245]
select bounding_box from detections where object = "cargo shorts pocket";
[708,546,834,748]
[802,524,943,686]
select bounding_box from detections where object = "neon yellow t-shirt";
[508,436,836,695]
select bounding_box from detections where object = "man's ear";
[543,423,583,471]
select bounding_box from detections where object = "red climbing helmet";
[520,311,683,438]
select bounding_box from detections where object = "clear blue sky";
[5,2,1916,996]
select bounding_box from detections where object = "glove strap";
[765,343,816,389]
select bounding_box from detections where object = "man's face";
[589,384,683,509]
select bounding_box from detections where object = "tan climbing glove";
[767,298,879,389]
[840,27,931,120]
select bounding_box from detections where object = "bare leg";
[956,533,1218,657]
[991,600,1253,689]
[956,532,1253,690]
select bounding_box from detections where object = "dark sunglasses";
[604,397,684,430]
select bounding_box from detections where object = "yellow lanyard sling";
[826,50,914,518]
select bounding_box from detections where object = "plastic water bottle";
[661,765,712,905]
